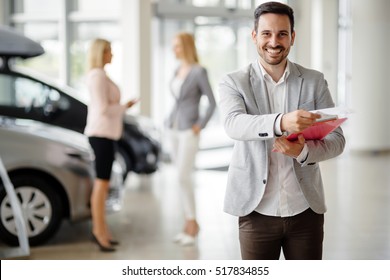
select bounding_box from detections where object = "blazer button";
[263,179,267,184]
[258,133,268,137]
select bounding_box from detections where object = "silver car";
[0,116,124,246]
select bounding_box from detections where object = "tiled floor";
[3,145,390,260]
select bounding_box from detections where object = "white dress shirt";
[171,76,184,100]
[255,60,310,217]
[170,77,184,129]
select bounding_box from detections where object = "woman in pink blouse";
[84,38,137,252]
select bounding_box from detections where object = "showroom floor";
[3,144,390,260]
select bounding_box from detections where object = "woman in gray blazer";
[167,32,216,246]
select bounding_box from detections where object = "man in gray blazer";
[219,2,345,260]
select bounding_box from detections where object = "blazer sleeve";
[196,67,216,128]
[218,73,279,141]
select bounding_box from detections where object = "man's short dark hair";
[254,1,295,33]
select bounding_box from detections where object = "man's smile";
[265,47,283,56]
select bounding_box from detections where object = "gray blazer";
[167,65,216,130]
[218,61,345,217]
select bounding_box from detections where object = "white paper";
[311,106,353,118]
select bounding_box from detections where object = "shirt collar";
[258,59,290,84]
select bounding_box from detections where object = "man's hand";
[281,109,321,133]
[273,134,305,158]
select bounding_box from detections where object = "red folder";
[287,117,347,141]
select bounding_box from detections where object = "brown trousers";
[239,208,324,260]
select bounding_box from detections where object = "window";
[192,0,221,7]
[70,22,121,90]
[12,0,61,14]
[5,0,123,102]
[73,0,120,13]
[13,23,60,80]
[154,2,259,150]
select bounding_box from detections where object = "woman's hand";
[192,124,201,135]
[125,99,139,108]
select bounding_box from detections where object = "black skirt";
[88,136,115,180]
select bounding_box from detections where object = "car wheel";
[0,175,63,246]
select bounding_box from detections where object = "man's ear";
[251,30,257,43]
[291,30,296,46]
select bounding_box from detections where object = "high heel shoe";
[173,232,196,246]
[109,239,119,246]
[92,234,116,252]
[179,233,196,246]
[173,232,186,243]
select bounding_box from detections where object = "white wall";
[121,0,152,117]
[291,0,339,101]
[349,0,390,151]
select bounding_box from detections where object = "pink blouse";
[84,68,127,140]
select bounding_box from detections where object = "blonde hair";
[175,32,199,64]
[87,38,111,70]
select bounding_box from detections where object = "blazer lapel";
[286,62,303,112]
[250,61,271,115]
